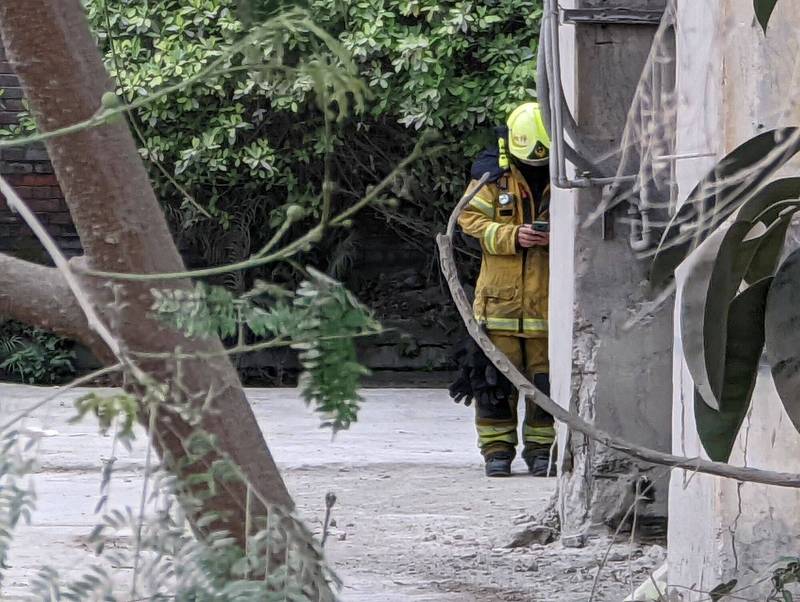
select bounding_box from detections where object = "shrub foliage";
[84,0,544,268]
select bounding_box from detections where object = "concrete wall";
[668,1,800,598]
[551,0,675,543]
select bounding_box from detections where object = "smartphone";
[532,221,550,233]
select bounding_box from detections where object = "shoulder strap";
[469,125,511,184]
[470,148,507,183]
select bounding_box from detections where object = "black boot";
[484,451,513,477]
[523,444,556,477]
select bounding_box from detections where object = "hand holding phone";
[518,223,550,248]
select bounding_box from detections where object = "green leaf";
[765,247,800,433]
[693,392,740,462]
[235,0,308,26]
[689,179,800,409]
[679,227,729,410]
[694,278,771,462]
[703,221,762,407]
[709,579,738,601]
[672,178,797,413]
[754,0,779,34]
[736,177,800,223]
[744,215,793,284]
[650,128,800,287]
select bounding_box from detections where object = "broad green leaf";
[738,179,800,283]
[650,128,800,287]
[754,0,779,34]
[695,278,771,462]
[736,178,800,223]
[744,217,792,284]
[765,247,800,433]
[697,179,800,408]
[709,579,739,602]
[701,221,759,406]
[679,227,729,410]
[680,178,800,410]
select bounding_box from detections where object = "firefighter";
[453,101,555,478]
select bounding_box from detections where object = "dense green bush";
[82,0,543,274]
[0,321,77,384]
[328,0,542,130]
[0,1,543,384]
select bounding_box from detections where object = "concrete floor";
[0,384,664,601]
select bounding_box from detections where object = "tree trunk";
[0,0,293,547]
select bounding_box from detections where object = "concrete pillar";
[668,1,800,598]
[551,0,674,543]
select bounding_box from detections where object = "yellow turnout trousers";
[475,333,555,457]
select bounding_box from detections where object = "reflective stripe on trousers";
[475,316,549,335]
[523,424,556,445]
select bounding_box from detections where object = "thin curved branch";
[0,362,123,431]
[437,192,800,489]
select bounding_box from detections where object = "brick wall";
[0,43,80,264]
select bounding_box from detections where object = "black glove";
[448,336,513,407]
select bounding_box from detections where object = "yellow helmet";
[507,102,551,166]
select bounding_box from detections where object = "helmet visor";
[517,156,550,167]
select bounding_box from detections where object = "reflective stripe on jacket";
[457,165,549,338]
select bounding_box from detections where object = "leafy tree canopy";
[81,0,544,265]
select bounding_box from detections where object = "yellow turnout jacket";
[458,165,550,338]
